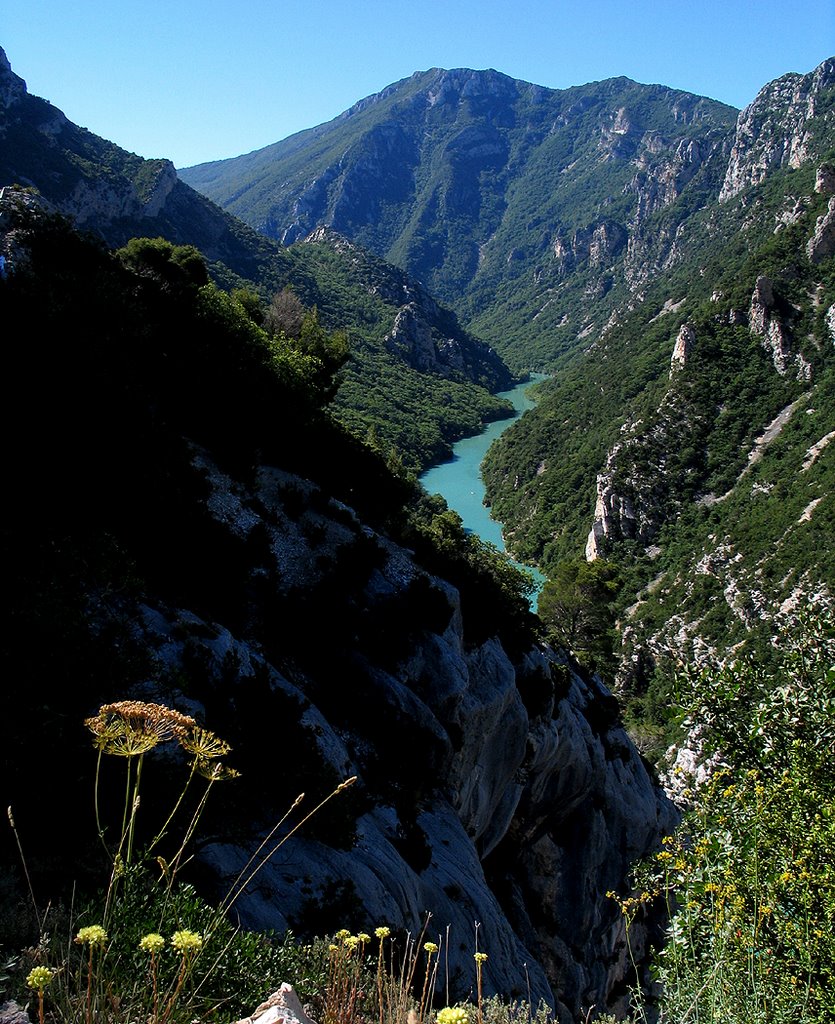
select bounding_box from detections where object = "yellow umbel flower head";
[26,967,54,992]
[171,929,203,954]
[75,925,108,946]
[437,1009,469,1024]
[139,933,166,953]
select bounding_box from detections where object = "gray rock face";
[748,275,810,378]
[815,162,835,195]
[0,1003,30,1024]
[720,58,835,201]
[233,984,316,1024]
[64,159,178,227]
[142,450,675,1024]
[0,47,26,112]
[807,195,835,263]
[584,418,668,561]
[670,322,695,373]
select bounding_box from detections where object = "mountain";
[182,56,835,739]
[0,47,513,471]
[3,44,835,1016]
[180,67,738,371]
[0,191,673,1024]
[480,58,835,747]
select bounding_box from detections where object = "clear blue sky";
[4,0,834,168]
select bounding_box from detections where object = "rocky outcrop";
[141,449,676,1024]
[0,46,26,113]
[584,407,678,562]
[552,219,628,276]
[748,275,811,379]
[585,471,645,561]
[670,322,695,374]
[815,162,835,195]
[303,226,512,391]
[233,985,316,1024]
[807,195,835,262]
[62,159,178,227]
[720,58,835,201]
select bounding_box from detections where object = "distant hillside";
[482,58,835,747]
[180,67,738,371]
[0,47,513,471]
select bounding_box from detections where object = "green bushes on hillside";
[614,605,835,1024]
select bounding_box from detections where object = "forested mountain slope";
[0,47,512,470]
[181,67,738,371]
[183,56,835,683]
[481,58,835,739]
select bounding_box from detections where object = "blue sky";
[4,0,834,168]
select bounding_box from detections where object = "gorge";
[1,42,834,1024]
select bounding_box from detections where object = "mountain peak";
[0,46,28,109]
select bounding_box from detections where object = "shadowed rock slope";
[0,202,674,1022]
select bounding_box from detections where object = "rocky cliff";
[719,59,835,201]
[1,206,674,1023]
[122,449,677,1023]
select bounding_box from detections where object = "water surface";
[420,376,547,597]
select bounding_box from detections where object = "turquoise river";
[419,376,547,603]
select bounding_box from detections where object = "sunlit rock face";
[720,58,835,202]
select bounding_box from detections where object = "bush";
[619,604,835,1023]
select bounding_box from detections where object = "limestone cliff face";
[0,46,26,112]
[0,45,177,229]
[807,195,835,262]
[65,159,179,227]
[135,449,676,1024]
[748,274,812,380]
[583,386,692,561]
[720,58,835,202]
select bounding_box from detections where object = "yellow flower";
[375,926,391,939]
[76,925,108,946]
[473,952,488,964]
[139,933,165,953]
[171,929,203,953]
[437,1009,469,1024]
[178,725,231,760]
[86,701,196,756]
[357,932,371,943]
[26,967,54,992]
[424,941,439,955]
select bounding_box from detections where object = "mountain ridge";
[179,65,739,372]
[0,45,515,470]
